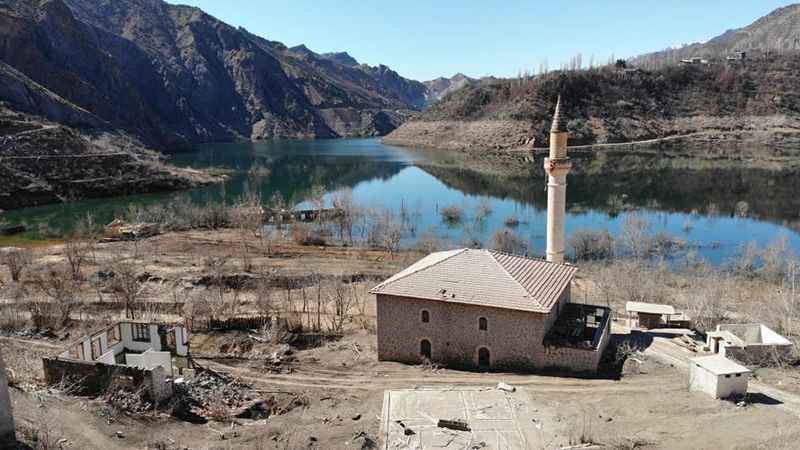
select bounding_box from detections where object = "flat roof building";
[689,355,751,399]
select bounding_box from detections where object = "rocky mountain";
[424,73,476,103]
[386,55,800,153]
[0,61,219,210]
[633,4,800,67]
[0,0,428,151]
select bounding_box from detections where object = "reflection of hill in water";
[420,161,800,226]
[185,154,406,207]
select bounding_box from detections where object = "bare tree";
[1,247,33,282]
[106,256,145,320]
[64,237,93,280]
[30,265,79,326]
[331,188,356,244]
[620,213,651,259]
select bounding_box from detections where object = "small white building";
[689,355,750,399]
[705,323,793,365]
[0,351,14,445]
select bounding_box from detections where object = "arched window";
[478,347,490,369]
[478,317,488,331]
[421,310,430,323]
[420,339,432,359]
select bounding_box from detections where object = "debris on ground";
[171,367,308,423]
[497,382,516,392]
[437,419,470,432]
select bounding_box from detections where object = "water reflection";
[2,138,799,265]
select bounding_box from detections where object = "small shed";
[625,302,676,329]
[689,355,750,399]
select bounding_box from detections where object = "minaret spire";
[544,95,572,263]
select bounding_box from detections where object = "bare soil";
[2,230,800,449]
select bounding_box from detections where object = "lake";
[2,138,800,265]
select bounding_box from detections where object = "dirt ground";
[2,230,800,449]
[4,327,800,449]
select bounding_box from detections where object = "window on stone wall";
[421,310,430,323]
[479,317,488,331]
[132,323,150,342]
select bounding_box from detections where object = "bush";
[570,229,615,261]
[491,228,527,255]
[503,215,520,227]
[291,223,326,246]
[440,205,464,225]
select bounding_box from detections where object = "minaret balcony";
[544,157,572,176]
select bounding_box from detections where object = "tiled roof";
[370,249,577,313]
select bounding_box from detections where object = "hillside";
[0,61,219,210]
[633,4,800,68]
[0,0,427,150]
[386,54,800,154]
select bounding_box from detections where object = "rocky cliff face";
[0,0,427,151]
[0,61,220,210]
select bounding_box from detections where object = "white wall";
[0,352,14,442]
[689,363,719,398]
[716,373,749,399]
[120,323,163,353]
[689,363,748,399]
[126,353,144,368]
[143,351,174,376]
[96,350,116,365]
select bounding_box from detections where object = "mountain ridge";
[0,0,430,150]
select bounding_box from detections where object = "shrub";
[440,205,464,225]
[503,215,520,227]
[1,247,33,282]
[569,229,615,261]
[291,223,326,246]
[491,228,527,255]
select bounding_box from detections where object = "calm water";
[3,138,800,265]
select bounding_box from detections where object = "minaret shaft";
[544,96,571,264]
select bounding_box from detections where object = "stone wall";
[376,293,570,372]
[42,357,172,401]
[0,352,14,445]
[541,315,612,373]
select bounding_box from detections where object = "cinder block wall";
[377,294,560,371]
[0,352,14,444]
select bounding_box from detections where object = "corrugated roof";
[370,249,577,313]
[691,355,751,376]
[625,301,676,315]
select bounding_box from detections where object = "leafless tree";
[620,213,651,259]
[64,237,93,280]
[1,247,33,282]
[331,188,356,243]
[29,264,79,326]
[106,256,145,320]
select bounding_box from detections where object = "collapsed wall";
[0,351,15,445]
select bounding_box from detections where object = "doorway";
[420,339,432,359]
[478,347,491,370]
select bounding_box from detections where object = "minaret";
[544,96,571,264]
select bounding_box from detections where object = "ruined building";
[42,321,191,401]
[372,98,612,373]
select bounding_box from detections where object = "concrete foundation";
[380,388,539,449]
[0,352,15,445]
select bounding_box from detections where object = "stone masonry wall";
[376,293,573,372]
[42,357,172,401]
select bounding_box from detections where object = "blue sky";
[169,0,796,81]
